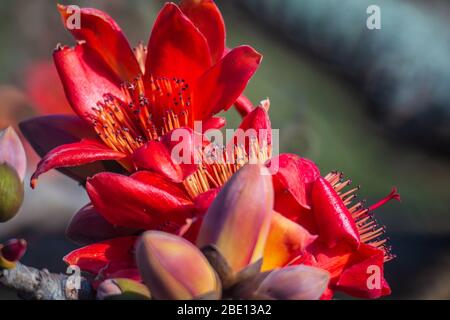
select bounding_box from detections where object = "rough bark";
[0,262,93,300]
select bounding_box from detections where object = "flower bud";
[0,163,24,223]
[96,278,151,300]
[136,231,221,300]
[254,265,330,300]
[197,164,274,274]
[0,239,27,269]
[0,127,26,181]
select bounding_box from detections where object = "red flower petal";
[86,171,193,230]
[335,243,391,299]
[132,128,199,183]
[179,189,221,243]
[202,117,226,132]
[312,177,360,249]
[66,204,139,246]
[304,241,353,282]
[53,44,124,121]
[179,0,225,63]
[239,105,269,131]
[193,188,220,215]
[234,95,255,117]
[57,5,140,82]
[31,139,126,188]
[63,236,137,275]
[145,3,212,83]
[268,154,320,210]
[320,287,335,300]
[195,45,262,120]
[273,184,318,234]
[234,106,272,151]
[20,115,125,184]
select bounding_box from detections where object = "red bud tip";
[1,239,27,262]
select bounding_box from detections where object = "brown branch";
[0,262,94,300]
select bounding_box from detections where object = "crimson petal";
[193,188,220,215]
[268,154,320,210]
[195,45,262,120]
[57,5,140,82]
[31,139,126,188]
[180,0,225,63]
[132,128,199,183]
[64,236,137,275]
[180,188,221,242]
[312,177,360,250]
[234,106,272,152]
[53,44,124,121]
[202,117,226,132]
[234,95,255,117]
[86,171,193,231]
[335,243,391,299]
[145,3,212,83]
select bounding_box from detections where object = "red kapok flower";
[263,163,400,299]
[20,0,262,188]
[62,101,272,284]
[61,100,400,299]
[134,165,329,300]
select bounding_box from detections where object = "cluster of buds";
[96,165,329,300]
[0,127,26,223]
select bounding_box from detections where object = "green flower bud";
[96,278,151,300]
[0,127,26,181]
[0,163,24,223]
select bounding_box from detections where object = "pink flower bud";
[0,127,26,181]
[197,164,274,273]
[136,231,221,300]
[96,278,151,300]
[255,265,330,300]
[0,163,24,222]
[1,239,27,262]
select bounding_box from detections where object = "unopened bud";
[197,165,274,274]
[254,265,330,300]
[0,163,24,222]
[0,127,26,181]
[136,231,221,300]
[0,238,27,269]
[96,278,151,300]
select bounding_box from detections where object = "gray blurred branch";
[0,263,93,300]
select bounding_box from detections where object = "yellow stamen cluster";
[92,76,192,154]
[183,139,271,199]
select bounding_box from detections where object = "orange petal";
[262,211,317,271]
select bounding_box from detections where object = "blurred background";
[0,0,449,299]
